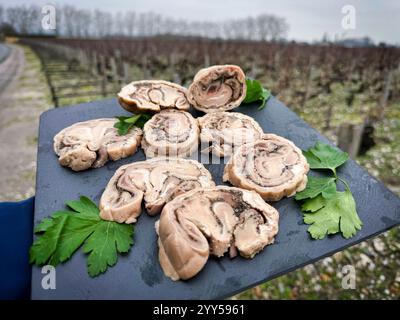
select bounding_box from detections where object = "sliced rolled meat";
[156,186,279,281]
[141,109,199,157]
[54,118,142,171]
[118,80,190,113]
[198,112,264,157]
[99,157,215,224]
[223,134,309,201]
[187,65,246,113]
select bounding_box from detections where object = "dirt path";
[0,44,53,201]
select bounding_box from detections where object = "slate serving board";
[31,97,400,299]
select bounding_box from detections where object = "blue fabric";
[0,197,34,300]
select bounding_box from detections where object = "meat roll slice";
[198,111,264,157]
[142,109,199,157]
[118,80,190,113]
[223,134,309,201]
[54,118,142,171]
[187,65,246,113]
[99,157,215,223]
[156,186,279,281]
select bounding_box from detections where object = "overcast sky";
[3,0,400,44]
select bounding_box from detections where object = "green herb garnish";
[114,114,152,135]
[243,78,271,110]
[303,142,349,176]
[296,142,362,239]
[295,176,337,200]
[30,196,134,277]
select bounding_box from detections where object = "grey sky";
[3,0,400,44]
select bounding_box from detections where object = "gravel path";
[0,44,53,201]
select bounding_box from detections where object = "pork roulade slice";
[54,118,142,171]
[99,157,215,223]
[223,134,309,201]
[198,111,264,157]
[141,109,199,157]
[156,186,279,281]
[188,65,246,113]
[118,80,190,113]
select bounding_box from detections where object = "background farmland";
[0,3,399,299]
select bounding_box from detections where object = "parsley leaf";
[134,113,152,128]
[243,78,271,110]
[83,222,133,277]
[29,197,134,277]
[296,142,362,240]
[301,194,325,212]
[302,190,362,239]
[303,142,349,176]
[295,176,337,200]
[34,211,66,233]
[66,196,100,218]
[114,113,152,135]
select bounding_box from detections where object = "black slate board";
[31,97,400,299]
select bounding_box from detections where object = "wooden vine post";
[337,122,365,158]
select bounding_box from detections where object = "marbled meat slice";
[141,109,199,157]
[187,65,246,113]
[118,80,190,113]
[198,111,264,157]
[223,134,309,201]
[156,186,279,280]
[53,118,142,171]
[99,157,215,223]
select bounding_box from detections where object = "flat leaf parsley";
[114,113,151,135]
[296,142,362,239]
[30,196,134,277]
[243,78,271,110]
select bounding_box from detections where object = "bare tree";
[62,5,76,37]
[114,11,124,36]
[268,15,289,40]
[103,12,113,37]
[6,7,20,33]
[26,5,40,34]
[256,14,270,41]
[93,9,113,38]
[68,9,91,38]
[230,19,247,40]
[222,21,234,40]
[18,6,31,34]
[245,16,256,40]
[124,11,136,37]
[137,12,147,36]
[1,4,290,41]
[0,5,4,26]
[81,10,92,38]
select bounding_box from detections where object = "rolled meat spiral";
[223,134,309,201]
[99,157,215,223]
[141,109,199,157]
[53,118,142,171]
[156,186,279,281]
[118,80,190,113]
[188,65,246,113]
[198,111,264,157]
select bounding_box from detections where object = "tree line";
[0,5,289,41]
